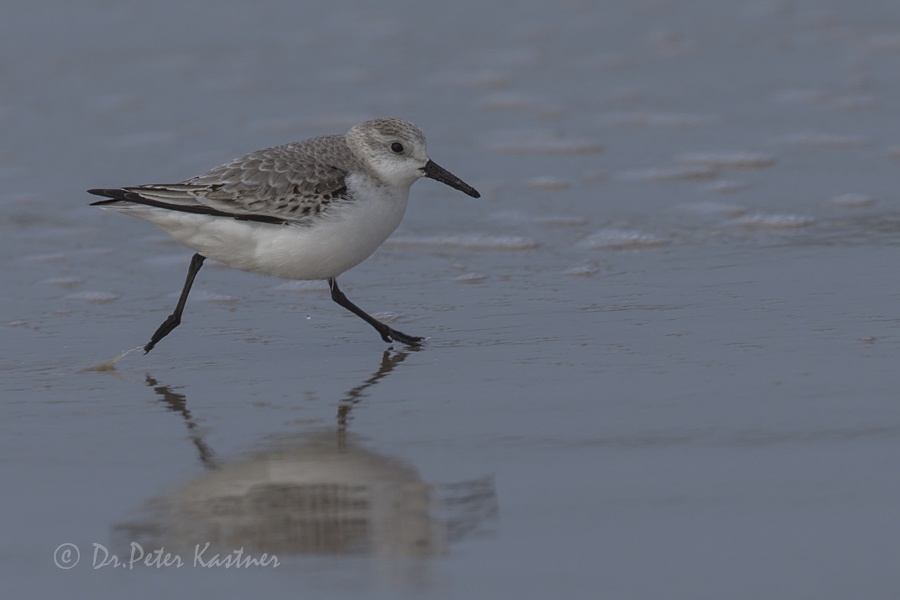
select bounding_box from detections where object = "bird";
[88,117,480,353]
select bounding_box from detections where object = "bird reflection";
[114,349,497,558]
[337,349,413,432]
[145,374,217,469]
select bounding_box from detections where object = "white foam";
[388,235,540,251]
[562,265,599,277]
[732,214,816,229]
[66,291,122,304]
[580,229,668,250]
[193,291,237,303]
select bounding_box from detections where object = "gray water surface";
[3,1,900,598]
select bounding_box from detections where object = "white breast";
[114,172,412,281]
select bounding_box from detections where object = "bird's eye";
[390,142,404,153]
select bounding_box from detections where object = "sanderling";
[89,117,480,352]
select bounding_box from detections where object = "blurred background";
[3,0,900,598]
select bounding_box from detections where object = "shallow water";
[4,0,900,598]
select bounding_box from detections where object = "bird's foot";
[382,327,424,347]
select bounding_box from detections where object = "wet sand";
[3,1,900,598]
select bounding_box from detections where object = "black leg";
[328,277,423,346]
[144,253,206,353]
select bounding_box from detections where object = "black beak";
[422,160,480,198]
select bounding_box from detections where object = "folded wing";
[89,136,354,226]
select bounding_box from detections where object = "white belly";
[105,184,411,280]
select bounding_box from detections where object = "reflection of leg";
[328,277,423,346]
[145,374,217,469]
[144,253,206,353]
[338,349,416,431]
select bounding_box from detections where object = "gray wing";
[90,135,357,224]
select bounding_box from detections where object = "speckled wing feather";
[89,135,360,225]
